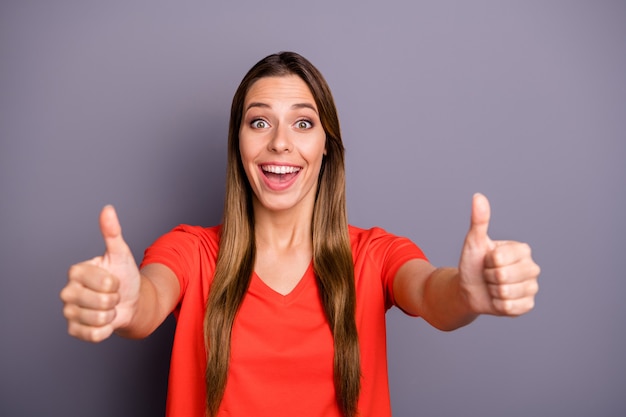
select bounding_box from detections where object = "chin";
[254,192,315,215]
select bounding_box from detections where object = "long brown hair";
[204,52,360,417]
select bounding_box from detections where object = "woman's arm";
[60,205,180,342]
[115,263,180,339]
[393,261,477,331]
[393,194,540,331]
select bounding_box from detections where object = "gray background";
[1,1,624,416]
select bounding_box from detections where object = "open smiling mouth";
[261,164,302,183]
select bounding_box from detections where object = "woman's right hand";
[60,205,141,342]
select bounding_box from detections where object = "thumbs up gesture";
[60,206,141,342]
[458,194,540,316]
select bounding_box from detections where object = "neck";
[252,199,314,251]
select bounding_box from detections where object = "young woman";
[60,52,540,417]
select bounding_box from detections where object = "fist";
[60,206,140,342]
[459,194,540,316]
[61,260,122,342]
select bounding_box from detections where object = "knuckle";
[509,298,535,316]
[86,330,101,343]
[100,276,113,292]
[67,322,82,339]
[489,250,502,267]
[499,285,511,298]
[67,264,78,278]
[59,286,72,302]
[67,263,84,280]
[89,326,112,343]
[533,263,542,278]
[95,310,112,327]
[492,298,506,314]
[494,299,517,316]
[62,304,76,320]
[491,284,508,299]
[99,293,117,309]
[493,268,507,284]
[60,281,82,302]
[97,294,108,309]
[529,280,539,296]
[67,322,110,343]
[501,299,514,315]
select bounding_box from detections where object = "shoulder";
[348,224,427,262]
[169,224,221,243]
[348,224,392,238]
[144,224,222,258]
[348,224,407,249]
[141,224,222,279]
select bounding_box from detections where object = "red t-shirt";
[141,225,426,417]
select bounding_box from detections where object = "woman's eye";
[251,119,268,129]
[296,120,312,129]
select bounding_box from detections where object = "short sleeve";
[350,226,428,310]
[140,224,220,305]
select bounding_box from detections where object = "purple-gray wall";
[1,1,624,416]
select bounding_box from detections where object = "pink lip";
[257,163,302,192]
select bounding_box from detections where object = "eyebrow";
[244,102,318,113]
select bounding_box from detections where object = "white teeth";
[262,165,301,174]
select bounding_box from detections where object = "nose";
[268,124,293,153]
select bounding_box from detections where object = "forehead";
[244,75,317,109]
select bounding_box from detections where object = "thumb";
[99,205,129,257]
[465,193,494,250]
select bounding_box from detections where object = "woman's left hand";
[458,193,540,316]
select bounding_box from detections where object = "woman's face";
[239,75,326,216]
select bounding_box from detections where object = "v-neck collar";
[250,261,315,305]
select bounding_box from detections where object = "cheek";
[238,136,256,165]
[238,140,256,182]
[306,133,327,160]
[240,156,257,185]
